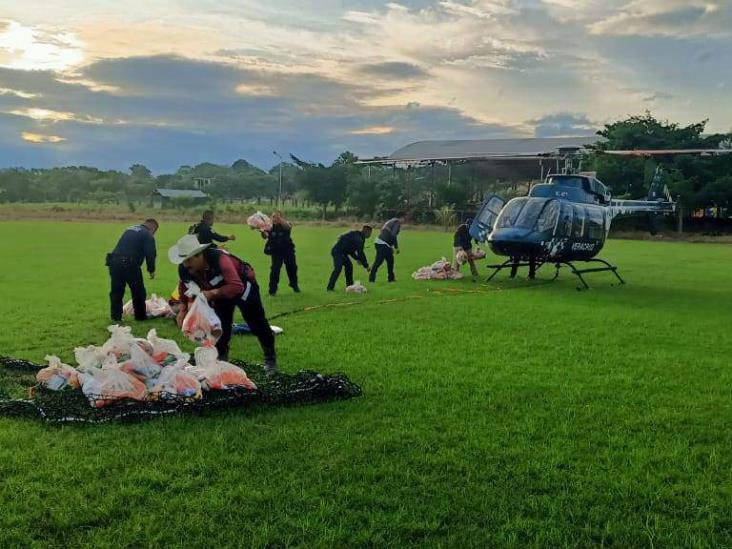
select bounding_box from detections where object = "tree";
[129,164,152,179]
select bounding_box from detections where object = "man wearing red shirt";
[169,235,277,375]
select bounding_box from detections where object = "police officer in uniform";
[106,219,158,321]
[369,214,404,283]
[262,211,299,296]
[189,210,236,246]
[326,225,372,291]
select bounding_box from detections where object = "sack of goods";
[455,249,469,265]
[122,294,174,319]
[189,346,257,391]
[31,324,259,408]
[471,248,487,260]
[345,281,368,294]
[181,282,223,345]
[246,211,272,232]
[412,257,464,280]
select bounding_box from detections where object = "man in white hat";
[169,234,278,375]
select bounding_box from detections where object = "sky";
[0,0,730,172]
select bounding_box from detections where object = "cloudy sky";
[1,0,730,172]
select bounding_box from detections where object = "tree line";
[1,114,730,222]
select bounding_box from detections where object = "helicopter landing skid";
[485,258,625,290]
[485,259,546,281]
[552,258,625,290]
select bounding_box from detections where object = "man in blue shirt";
[106,219,158,321]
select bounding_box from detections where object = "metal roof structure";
[360,136,603,164]
[154,188,208,199]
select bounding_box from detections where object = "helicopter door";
[470,194,505,242]
[558,202,573,237]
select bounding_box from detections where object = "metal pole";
[278,161,283,207]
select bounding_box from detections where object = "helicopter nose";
[488,228,543,257]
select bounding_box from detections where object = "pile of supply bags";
[412,258,465,280]
[247,211,272,232]
[122,294,174,319]
[35,325,256,408]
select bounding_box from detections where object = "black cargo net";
[0,356,362,424]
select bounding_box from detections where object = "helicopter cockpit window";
[536,200,560,232]
[514,199,547,229]
[495,198,528,229]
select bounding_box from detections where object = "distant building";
[152,188,208,209]
[193,177,212,190]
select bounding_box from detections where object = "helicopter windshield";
[495,197,559,232]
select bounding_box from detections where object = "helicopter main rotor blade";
[601,149,732,157]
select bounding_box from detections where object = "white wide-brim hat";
[168,234,210,265]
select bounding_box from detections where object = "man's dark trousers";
[369,243,394,282]
[212,281,274,361]
[269,251,298,295]
[108,256,146,321]
[327,252,353,290]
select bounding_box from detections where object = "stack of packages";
[122,294,174,319]
[246,211,272,232]
[412,258,465,280]
[36,322,256,409]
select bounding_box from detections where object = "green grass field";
[1,221,731,547]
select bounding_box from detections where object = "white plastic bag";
[247,211,272,232]
[118,344,162,383]
[122,294,174,319]
[36,355,80,391]
[78,358,147,408]
[73,345,107,372]
[101,325,136,358]
[149,361,202,401]
[189,346,257,391]
[345,281,367,294]
[147,329,189,366]
[181,283,222,345]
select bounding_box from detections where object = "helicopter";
[469,147,730,289]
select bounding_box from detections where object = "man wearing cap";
[169,235,278,375]
[326,225,373,291]
[369,214,404,283]
[106,219,158,321]
[189,210,236,246]
[452,218,479,279]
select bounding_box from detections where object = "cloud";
[349,126,395,135]
[529,113,598,137]
[355,62,429,80]
[588,1,732,38]
[0,19,83,71]
[22,131,66,144]
[8,107,104,124]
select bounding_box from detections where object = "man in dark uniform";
[262,211,299,296]
[452,217,479,278]
[106,219,158,321]
[369,214,404,283]
[326,225,373,291]
[169,234,277,375]
[189,210,236,246]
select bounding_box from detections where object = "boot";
[263,345,278,377]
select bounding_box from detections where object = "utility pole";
[272,150,284,207]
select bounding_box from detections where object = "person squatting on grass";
[106,219,159,321]
[169,235,278,376]
[369,214,404,283]
[327,225,373,291]
[189,210,236,247]
[261,211,299,296]
[452,218,479,279]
